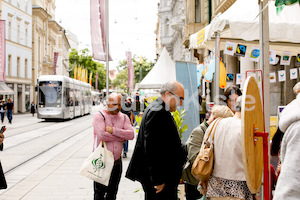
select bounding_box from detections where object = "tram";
[37,75,92,120]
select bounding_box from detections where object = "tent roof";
[136,47,176,89]
[189,0,300,55]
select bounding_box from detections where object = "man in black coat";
[126,81,187,200]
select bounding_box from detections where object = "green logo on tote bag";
[92,153,105,172]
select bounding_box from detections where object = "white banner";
[270,72,276,83]
[249,46,260,62]
[290,68,298,80]
[280,51,291,66]
[278,70,286,82]
[269,50,276,65]
[224,41,236,56]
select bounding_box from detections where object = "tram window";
[66,88,73,107]
[39,81,62,107]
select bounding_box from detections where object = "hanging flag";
[53,52,59,75]
[295,54,300,66]
[224,41,236,56]
[89,71,93,85]
[126,51,134,91]
[235,44,247,57]
[82,68,85,82]
[249,46,260,62]
[227,74,234,82]
[197,63,205,86]
[0,20,6,82]
[90,0,112,61]
[95,73,98,90]
[269,50,277,65]
[236,73,245,85]
[270,72,276,83]
[86,69,88,83]
[280,51,291,66]
[219,61,227,89]
[78,67,82,81]
[278,70,286,82]
[290,68,298,80]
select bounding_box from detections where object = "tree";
[112,55,154,92]
[69,48,107,90]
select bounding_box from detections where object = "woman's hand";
[197,181,207,195]
[154,183,165,193]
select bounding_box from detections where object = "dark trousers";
[7,110,12,123]
[123,140,128,153]
[185,183,202,200]
[94,159,122,200]
[0,113,4,123]
[141,178,178,200]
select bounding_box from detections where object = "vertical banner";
[95,73,98,90]
[126,51,134,91]
[90,0,112,61]
[78,67,81,80]
[0,20,6,81]
[89,71,93,85]
[53,52,59,75]
[74,65,77,80]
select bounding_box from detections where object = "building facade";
[1,0,33,113]
[32,0,70,103]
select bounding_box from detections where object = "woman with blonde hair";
[182,105,234,200]
[201,96,253,200]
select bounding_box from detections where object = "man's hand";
[154,183,165,193]
[106,126,113,134]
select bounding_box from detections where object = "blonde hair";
[211,105,234,118]
[293,82,300,95]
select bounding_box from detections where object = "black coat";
[126,97,187,186]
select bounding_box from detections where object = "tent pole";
[215,31,220,105]
[259,0,270,199]
[105,0,109,99]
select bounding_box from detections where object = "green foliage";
[112,55,154,91]
[69,48,107,90]
[172,109,188,140]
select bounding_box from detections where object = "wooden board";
[241,76,264,193]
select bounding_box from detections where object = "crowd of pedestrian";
[0,99,14,124]
[90,81,300,200]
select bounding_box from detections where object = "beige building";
[32,0,70,103]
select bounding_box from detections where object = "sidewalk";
[0,127,145,200]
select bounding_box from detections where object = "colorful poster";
[249,46,260,62]
[270,72,276,83]
[236,73,245,85]
[269,50,276,65]
[226,73,234,82]
[224,41,236,56]
[0,20,6,82]
[126,51,134,91]
[235,44,247,57]
[290,68,298,80]
[296,54,300,66]
[280,51,291,66]
[278,70,286,82]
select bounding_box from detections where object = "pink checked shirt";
[93,110,134,160]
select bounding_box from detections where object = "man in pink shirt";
[92,93,134,200]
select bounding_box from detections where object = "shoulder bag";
[191,118,222,182]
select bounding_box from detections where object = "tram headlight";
[56,105,61,107]
[39,105,44,108]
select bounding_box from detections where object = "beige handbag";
[191,118,222,182]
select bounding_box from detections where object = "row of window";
[6,0,30,12]
[7,16,30,46]
[7,55,29,78]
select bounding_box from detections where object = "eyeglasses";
[168,91,184,101]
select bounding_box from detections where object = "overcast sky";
[55,0,160,69]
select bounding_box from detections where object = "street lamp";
[139,56,143,82]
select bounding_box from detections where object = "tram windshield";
[39,81,62,107]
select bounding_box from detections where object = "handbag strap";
[205,118,222,142]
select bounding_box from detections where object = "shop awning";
[189,0,300,55]
[0,82,16,95]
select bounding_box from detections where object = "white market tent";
[189,0,300,55]
[136,47,176,89]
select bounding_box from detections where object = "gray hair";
[293,82,300,95]
[160,81,183,96]
[234,96,243,112]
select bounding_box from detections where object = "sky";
[55,0,160,69]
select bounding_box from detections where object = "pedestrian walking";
[5,99,14,124]
[31,102,36,117]
[0,100,6,123]
[120,94,134,158]
[199,96,253,200]
[126,81,187,200]
[273,91,300,199]
[182,105,234,200]
[92,93,134,200]
[0,126,7,190]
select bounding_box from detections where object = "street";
[0,105,144,200]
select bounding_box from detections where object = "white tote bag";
[79,141,114,186]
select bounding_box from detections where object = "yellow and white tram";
[37,75,92,120]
